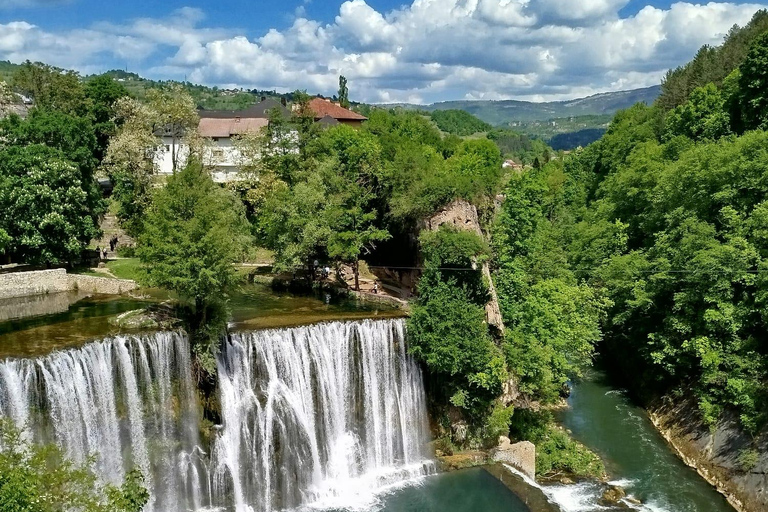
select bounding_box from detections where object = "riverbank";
[648,395,768,512]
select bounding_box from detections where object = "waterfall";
[0,319,434,512]
[212,319,434,512]
[0,332,206,512]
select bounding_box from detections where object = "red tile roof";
[308,98,367,121]
[198,117,268,138]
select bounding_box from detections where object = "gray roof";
[198,98,289,119]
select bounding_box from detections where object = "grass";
[106,258,143,282]
[71,267,110,278]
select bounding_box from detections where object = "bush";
[0,420,149,512]
[738,448,760,472]
[535,426,605,478]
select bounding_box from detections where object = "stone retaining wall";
[70,274,137,295]
[0,269,136,299]
[0,269,71,299]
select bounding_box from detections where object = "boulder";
[491,437,536,480]
[600,485,627,506]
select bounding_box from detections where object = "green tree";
[260,168,330,272]
[408,280,507,423]
[505,279,605,402]
[338,75,350,109]
[430,109,492,136]
[738,30,768,130]
[84,74,130,160]
[137,161,250,367]
[0,109,106,235]
[11,61,87,115]
[446,138,503,200]
[408,226,505,433]
[146,85,198,173]
[101,97,161,236]
[664,83,731,141]
[0,145,100,264]
[0,420,149,512]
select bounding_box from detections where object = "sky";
[0,0,766,103]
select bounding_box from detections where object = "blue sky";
[1,0,766,103]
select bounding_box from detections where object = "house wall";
[155,130,298,182]
[338,119,364,129]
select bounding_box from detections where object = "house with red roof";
[156,97,289,182]
[307,98,367,128]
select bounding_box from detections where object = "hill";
[388,85,661,126]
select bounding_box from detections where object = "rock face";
[649,395,768,512]
[491,437,536,480]
[423,199,505,334]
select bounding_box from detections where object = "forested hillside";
[402,86,661,125]
[494,11,768,442]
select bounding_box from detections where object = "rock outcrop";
[490,436,536,480]
[649,395,768,512]
[423,199,505,333]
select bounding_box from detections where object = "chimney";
[281,97,287,107]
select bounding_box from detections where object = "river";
[548,372,734,512]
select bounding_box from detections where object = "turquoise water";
[555,373,734,512]
[321,468,532,512]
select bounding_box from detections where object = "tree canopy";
[430,109,492,136]
[0,420,149,512]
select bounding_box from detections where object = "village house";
[307,98,367,128]
[156,96,367,182]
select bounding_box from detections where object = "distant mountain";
[390,85,661,126]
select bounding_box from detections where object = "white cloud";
[0,1,763,103]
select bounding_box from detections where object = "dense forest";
[499,10,768,444]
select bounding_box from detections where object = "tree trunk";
[171,129,177,174]
[354,260,360,291]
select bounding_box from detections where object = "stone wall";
[0,269,136,300]
[649,395,768,512]
[491,437,536,480]
[0,269,71,299]
[70,274,137,295]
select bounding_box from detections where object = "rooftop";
[198,98,290,120]
[308,98,367,121]
[198,117,268,138]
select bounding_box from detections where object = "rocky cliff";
[649,395,768,512]
[422,199,505,333]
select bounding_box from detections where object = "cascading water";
[211,319,434,512]
[0,319,434,512]
[0,332,206,512]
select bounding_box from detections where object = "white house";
[155,98,289,182]
[154,97,366,182]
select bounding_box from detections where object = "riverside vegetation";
[2,10,768,508]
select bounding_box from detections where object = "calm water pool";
[0,283,403,358]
